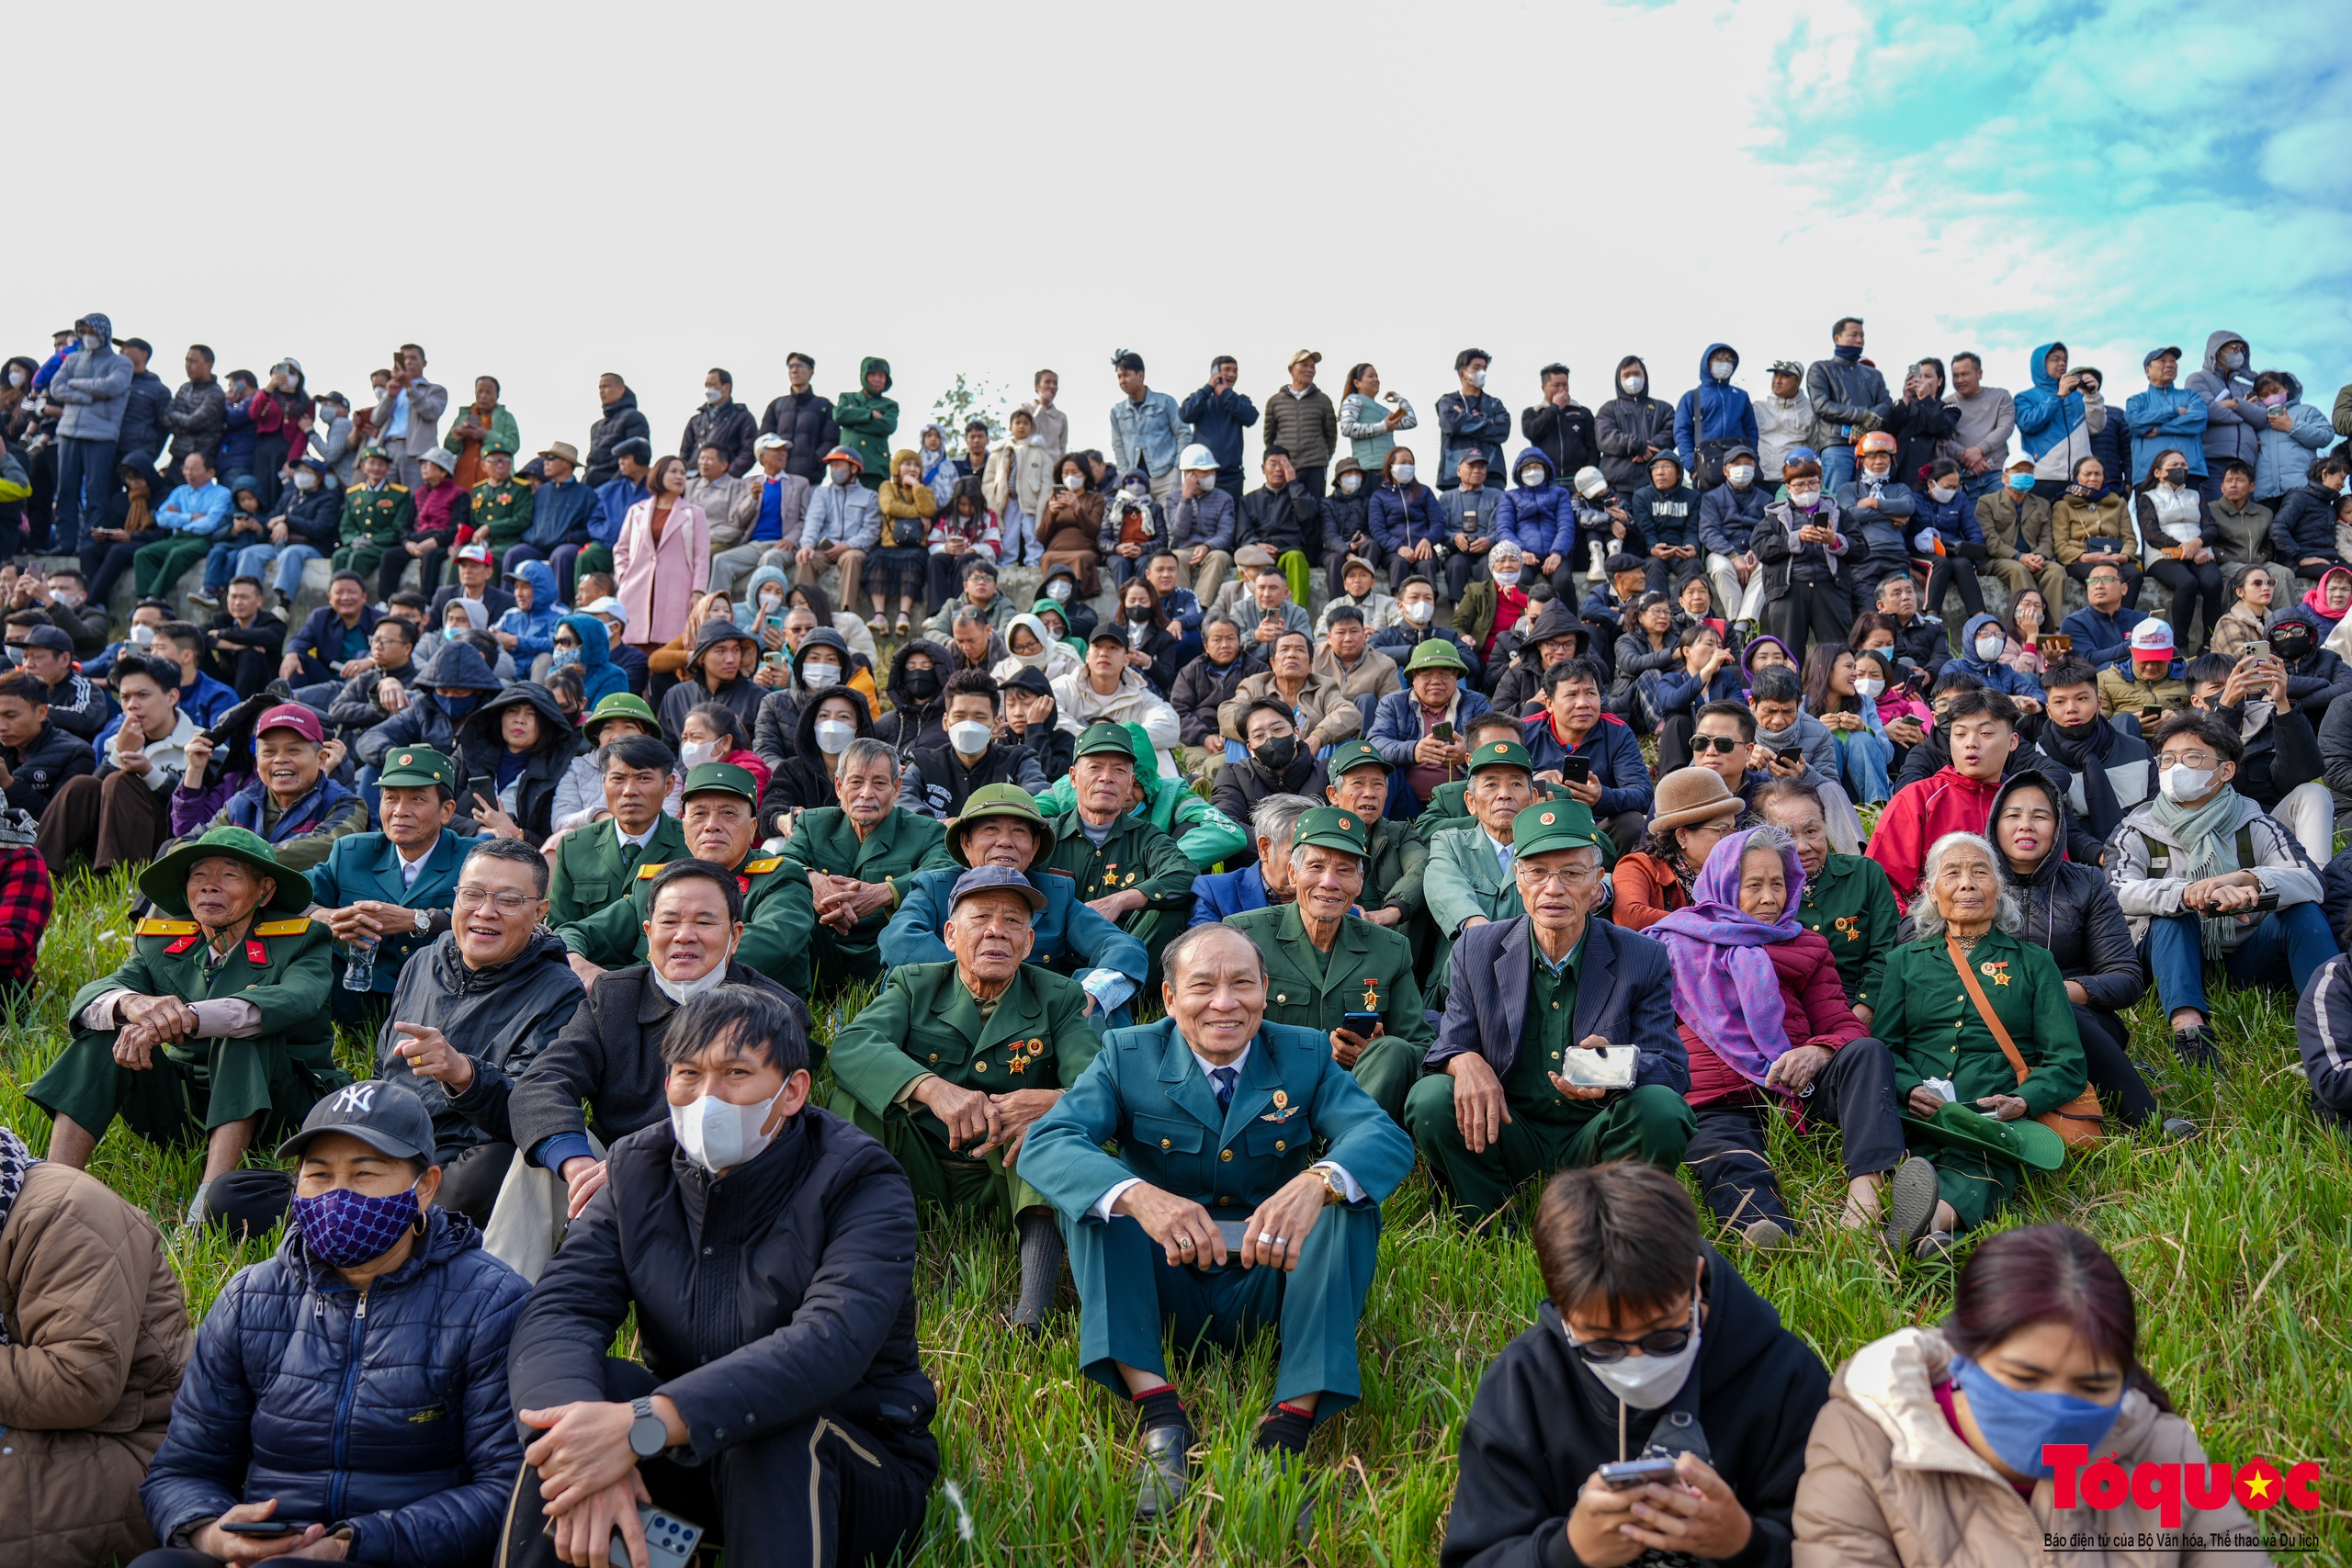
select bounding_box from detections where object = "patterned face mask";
[290,1182,422,1268]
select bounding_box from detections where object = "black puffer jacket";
[454,681,583,845]
[117,367,174,470]
[1170,649,1267,747]
[355,640,505,769]
[272,473,346,550]
[1593,355,1676,491]
[583,388,650,489]
[678,397,759,476]
[758,389,841,485]
[380,929,586,1158]
[762,683,875,835]
[1521,398,1600,479]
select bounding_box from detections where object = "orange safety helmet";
[1857,431,1899,457]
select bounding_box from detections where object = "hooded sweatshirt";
[1948,612,2046,699]
[2014,340,2109,479]
[48,313,133,443]
[492,559,564,660]
[1496,447,1570,558]
[2246,369,2335,501]
[1673,342,1759,469]
[1594,355,1676,491]
[554,611,627,707]
[2183,328,2259,468]
[832,356,899,479]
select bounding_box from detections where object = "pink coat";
[614,497,710,647]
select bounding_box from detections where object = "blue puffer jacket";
[559,611,628,706]
[141,1208,529,1565]
[1948,613,2045,697]
[2122,384,2209,484]
[1370,478,1445,554]
[2248,372,2336,500]
[1673,343,1758,468]
[2015,341,2093,462]
[1496,447,1571,558]
[493,559,564,660]
[1905,484,1982,552]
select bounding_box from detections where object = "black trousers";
[1655,711,1695,774]
[380,539,447,602]
[2074,1004,2157,1127]
[500,1358,933,1568]
[2145,558,2225,649]
[1764,580,1855,664]
[1924,544,1988,624]
[1683,1036,1905,1230]
[1642,555,1706,596]
[436,1141,518,1226]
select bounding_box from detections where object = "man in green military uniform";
[469,437,535,556]
[557,761,816,1003]
[28,826,346,1224]
[334,443,413,581]
[1043,721,1198,990]
[305,746,467,1026]
[1406,801,1696,1229]
[1225,805,1430,1126]
[1754,778,1901,1024]
[783,736,956,991]
[1421,736,1541,994]
[1321,739,1429,943]
[830,864,1101,1328]
[1020,923,1416,1524]
[547,727,686,928]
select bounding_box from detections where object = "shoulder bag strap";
[1946,937,2030,1087]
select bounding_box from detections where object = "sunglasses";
[1566,1323,1696,1365]
[1692,735,1745,754]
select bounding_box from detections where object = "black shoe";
[2174,1026,2224,1075]
[1883,1156,1940,1254]
[2161,1116,2202,1143]
[1133,1424,1192,1523]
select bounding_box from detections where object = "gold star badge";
[1540,811,1555,825]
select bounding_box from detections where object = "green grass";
[6,867,2348,1564]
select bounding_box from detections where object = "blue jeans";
[1837,724,1894,805]
[263,543,323,598]
[2143,903,2335,1020]
[202,536,257,594]
[55,435,118,547]
[1820,444,1856,492]
[1961,469,2004,503]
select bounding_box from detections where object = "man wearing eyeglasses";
[371,837,586,1225]
[1406,800,1694,1229]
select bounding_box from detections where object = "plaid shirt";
[0,848,54,987]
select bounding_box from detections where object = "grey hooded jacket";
[49,313,133,442]
[2183,328,2260,468]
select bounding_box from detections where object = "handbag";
[1944,939,2103,1150]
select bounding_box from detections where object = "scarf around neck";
[1651,829,1807,1088]
[2147,785,2246,958]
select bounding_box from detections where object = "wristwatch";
[413,907,429,935]
[1317,1167,1348,1207]
[628,1395,669,1458]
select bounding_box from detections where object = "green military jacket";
[338,480,413,551]
[1873,931,2086,1114]
[469,476,535,550]
[1041,807,1196,919]
[829,962,1100,1142]
[548,814,689,930]
[73,914,338,1074]
[781,806,956,941]
[1796,852,1901,1014]
[558,852,815,996]
[1223,902,1432,1055]
[1364,818,1429,924]
[1412,776,1569,844]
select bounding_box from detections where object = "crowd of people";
[0,312,2342,1566]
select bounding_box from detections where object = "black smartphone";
[1431,721,1454,745]
[1772,745,1804,763]
[1340,1011,1382,1036]
[1559,756,1593,784]
[220,1521,306,1538]
[1599,1457,1679,1491]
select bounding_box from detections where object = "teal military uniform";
[1020,1017,1415,1417]
[828,961,1101,1225]
[469,474,535,553]
[1411,773,1573,844]
[304,825,467,994]
[30,828,348,1151]
[548,812,688,930]
[334,479,412,579]
[1225,899,1430,1128]
[782,805,956,989]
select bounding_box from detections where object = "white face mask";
[1520,468,1545,488]
[1337,474,1362,495]
[669,1085,784,1174]
[1863,465,1892,483]
[1046,581,1072,601]
[814,719,854,754]
[6,370,24,389]
[1567,1293,1702,1411]
[1063,473,1085,491]
[1494,567,1522,587]
[703,386,725,405]
[1789,488,1822,508]
[293,470,318,491]
[1621,374,1645,396]
[800,660,841,690]
[129,623,156,647]
[81,333,102,352]
[1391,464,1416,485]
[2160,762,2215,803]
[949,719,994,755]
[759,589,783,611]
[1466,369,1487,388]
[1974,636,2007,661]
[652,938,738,1004]
[1403,600,1434,624]
[678,738,720,768]
[1928,484,1959,503]
[1853,677,1885,700]
[1709,359,1734,381]
[1724,465,1756,488]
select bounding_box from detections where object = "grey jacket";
[802,474,881,551]
[1939,384,2017,470]
[49,329,133,443]
[372,378,447,455]
[2183,328,2260,468]
[1166,485,1237,554]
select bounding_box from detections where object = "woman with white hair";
[1870,830,2088,1257]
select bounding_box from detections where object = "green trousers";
[1406,1077,1695,1225]
[332,542,386,581]
[808,929,883,1000]
[136,535,214,598]
[1351,1034,1420,1128]
[1278,550,1313,612]
[1908,1134,2021,1232]
[830,1089,1047,1227]
[28,1029,349,1151]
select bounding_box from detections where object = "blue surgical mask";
[1948,1353,2123,1480]
[2007,473,2035,493]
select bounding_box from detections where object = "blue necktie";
[1211,1066,1238,1110]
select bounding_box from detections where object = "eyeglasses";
[454,886,537,913]
[2160,751,2219,771]
[1519,865,1602,890]
[1692,735,1745,754]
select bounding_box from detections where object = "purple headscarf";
[1650,828,1807,1087]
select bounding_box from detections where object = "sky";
[13,0,2347,459]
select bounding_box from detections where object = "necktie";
[1211,1066,1238,1110]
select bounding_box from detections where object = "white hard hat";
[1178,444,1218,472]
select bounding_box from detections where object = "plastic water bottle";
[342,939,378,992]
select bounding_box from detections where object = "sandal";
[894,612,911,637]
[866,613,888,633]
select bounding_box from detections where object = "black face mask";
[1125,605,1154,624]
[902,666,941,700]
[1252,737,1298,773]
[2272,636,2312,664]
[2052,716,2103,742]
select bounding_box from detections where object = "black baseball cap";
[277,1079,436,1162]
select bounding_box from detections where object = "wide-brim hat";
[1905,1100,2065,1173]
[949,784,1054,869]
[139,826,312,919]
[539,440,582,467]
[1648,765,1745,833]
[582,692,660,742]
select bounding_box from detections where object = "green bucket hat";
[377,747,456,791]
[1511,800,1603,859]
[1402,638,1468,675]
[1073,720,1138,761]
[1327,739,1391,777]
[1291,805,1370,857]
[582,691,661,744]
[1904,1100,2066,1174]
[139,826,313,919]
[948,783,1054,869]
[1467,738,1534,775]
[682,761,760,807]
